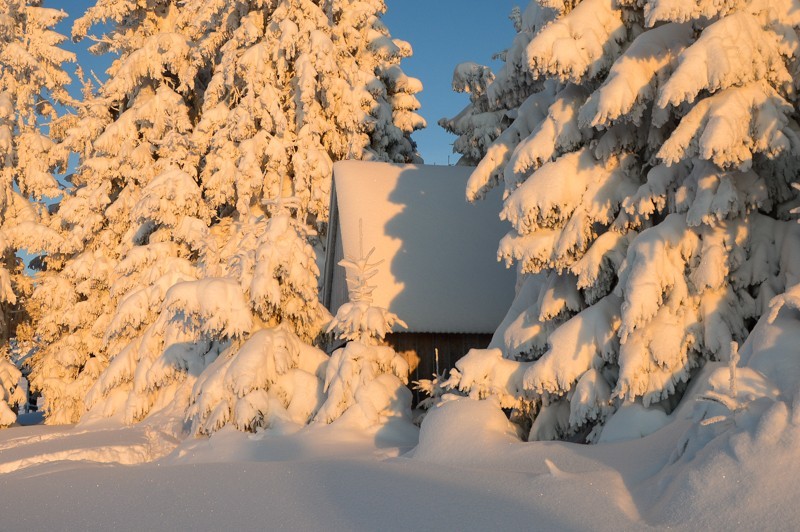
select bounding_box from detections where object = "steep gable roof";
[324,160,515,334]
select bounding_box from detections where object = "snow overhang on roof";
[328,160,516,334]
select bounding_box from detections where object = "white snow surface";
[330,160,516,333]
[2,309,800,531]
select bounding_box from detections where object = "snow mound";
[598,402,670,443]
[633,305,800,528]
[413,398,520,465]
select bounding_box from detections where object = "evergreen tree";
[191,0,424,229]
[29,0,213,424]
[180,0,424,434]
[442,0,800,442]
[314,238,411,427]
[0,0,74,425]
[177,194,332,434]
[31,0,424,428]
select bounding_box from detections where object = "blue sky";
[382,1,519,163]
[51,0,520,164]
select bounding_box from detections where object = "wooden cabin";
[322,160,516,394]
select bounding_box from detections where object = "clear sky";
[51,0,520,165]
[382,0,519,164]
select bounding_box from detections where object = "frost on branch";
[247,206,331,342]
[506,84,590,190]
[163,279,253,340]
[499,149,639,274]
[579,23,693,128]
[657,13,794,109]
[452,62,495,97]
[464,84,558,201]
[488,274,552,360]
[454,348,531,410]
[522,295,621,400]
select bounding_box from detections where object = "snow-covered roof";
[327,160,516,334]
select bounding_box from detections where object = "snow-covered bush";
[315,244,411,427]
[439,0,800,442]
[84,277,251,424]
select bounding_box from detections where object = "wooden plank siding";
[385,332,493,404]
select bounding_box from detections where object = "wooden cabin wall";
[385,332,494,405]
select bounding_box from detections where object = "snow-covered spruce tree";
[185,202,408,435]
[169,0,424,434]
[46,0,423,429]
[439,0,800,442]
[314,235,411,427]
[439,5,542,166]
[184,196,332,434]
[0,1,74,425]
[191,0,424,228]
[28,0,217,424]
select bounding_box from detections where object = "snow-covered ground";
[1,349,798,532]
[2,307,799,531]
